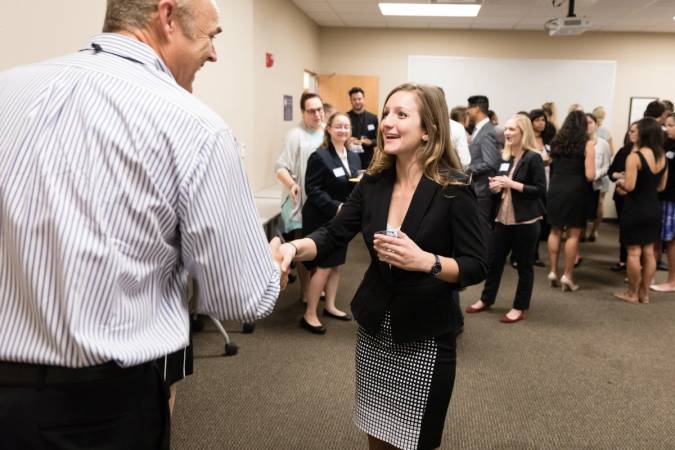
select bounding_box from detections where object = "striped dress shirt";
[0,34,280,368]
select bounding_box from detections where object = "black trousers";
[481,222,541,311]
[0,362,169,450]
[476,195,496,244]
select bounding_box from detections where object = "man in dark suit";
[347,87,379,169]
[467,95,500,237]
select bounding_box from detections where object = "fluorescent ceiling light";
[378,3,481,17]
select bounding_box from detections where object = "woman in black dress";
[608,123,639,271]
[300,112,361,333]
[614,118,668,304]
[546,111,596,291]
[275,84,486,450]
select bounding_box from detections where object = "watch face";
[431,255,442,275]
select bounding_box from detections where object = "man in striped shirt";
[0,0,284,448]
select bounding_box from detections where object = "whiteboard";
[408,55,617,127]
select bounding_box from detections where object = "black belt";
[0,361,152,386]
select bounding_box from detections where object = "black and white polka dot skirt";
[353,312,456,450]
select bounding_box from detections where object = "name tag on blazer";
[499,162,510,172]
[333,167,346,177]
[667,151,675,160]
[367,124,375,131]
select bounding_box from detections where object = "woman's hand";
[489,175,512,191]
[488,177,502,193]
[289,183,300,204]
[373,231,435,272]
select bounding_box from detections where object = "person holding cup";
[274,84,486,450]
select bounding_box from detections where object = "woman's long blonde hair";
[502,114,538,160]
[367,83,464,186]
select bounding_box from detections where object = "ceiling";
[290,0,675,33]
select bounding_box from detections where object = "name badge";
[667,151,675,160]
[367,124,375,131]
[499,162,510,172]
[333,167,346,177]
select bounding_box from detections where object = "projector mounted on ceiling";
[545,0,591,36]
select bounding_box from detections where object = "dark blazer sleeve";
[608,147,627,182]
[520,152,547,200]
[307,177,364,261]
[305,151,341,216]
[448,185,488,288]
[469,128,500,176]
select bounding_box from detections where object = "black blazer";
[493,150,547,223]
[302,143,361,234]
[308,169,487,343]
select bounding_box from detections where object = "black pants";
[0,362,169,450]
[481,222,540,311]
[477,195,495,244]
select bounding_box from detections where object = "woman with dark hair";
[546,111,596,291]
[651,113,675,292]
[608,123,639,271]
[300,112,361,333]
[529,108,554,266]
[275,83,486,450]
[614,117,667,303]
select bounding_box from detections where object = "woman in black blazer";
[275,84,486,450]
[300,112,361,334]
[466,115,546,323]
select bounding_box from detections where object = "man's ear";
[156,0,179,40]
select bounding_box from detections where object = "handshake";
[269,237,298,290]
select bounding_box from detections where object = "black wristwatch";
[430,254,442,277]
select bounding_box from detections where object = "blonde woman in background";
[586,113,612,241]
[593,106,615,152]
[466,115,546,323]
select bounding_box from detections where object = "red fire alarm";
[265,52,274,68]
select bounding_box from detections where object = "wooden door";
[318,74,379,116]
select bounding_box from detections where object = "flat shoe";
[610,263,626,272]
[323,310,353,321]
[299,317,326,334]
[500,312,525,323]
[649,284,675,292]
[465,303,490,313]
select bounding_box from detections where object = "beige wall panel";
[318,74,380,115]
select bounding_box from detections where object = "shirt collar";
[473,117,490,135]
[82,33,175,81]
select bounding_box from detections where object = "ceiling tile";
[293,0,675,33]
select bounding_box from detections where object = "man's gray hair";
[103,0,196,37]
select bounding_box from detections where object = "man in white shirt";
[0,0,284,447]
[450,119,471,167]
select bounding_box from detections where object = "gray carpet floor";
[171,224,675,449]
